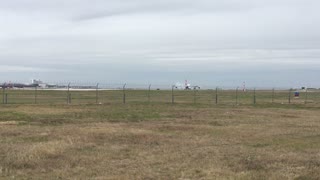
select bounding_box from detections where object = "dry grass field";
[0,100,320,179]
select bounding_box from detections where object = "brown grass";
[0,103,319,179]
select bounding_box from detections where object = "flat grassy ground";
[0,101,319,179]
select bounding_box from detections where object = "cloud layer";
[0,0,320,87]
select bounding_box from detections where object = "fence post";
[193,88,197,104]
[171,85,175,104]
[305,88,308,104]
[272,88,275,104]
[123,83,126,104]
[215,87,218,105]
[69,94,72,104]
[2,85,5,104]
[96,83,99,104]
[35,86,37,104]
[67,82,71,104]
[236,87,239,105]
[253,88,256,105]
[288,88,292,104]
[148,84,151,103]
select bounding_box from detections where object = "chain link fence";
[0,83,319,105]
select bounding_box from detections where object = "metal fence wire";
[0,83,318,105]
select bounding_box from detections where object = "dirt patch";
[0,121,26,126]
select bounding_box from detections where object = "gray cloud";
[0,0,320,87]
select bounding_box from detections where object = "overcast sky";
[0,0,320,88]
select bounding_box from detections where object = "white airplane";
[174,80,200,90]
